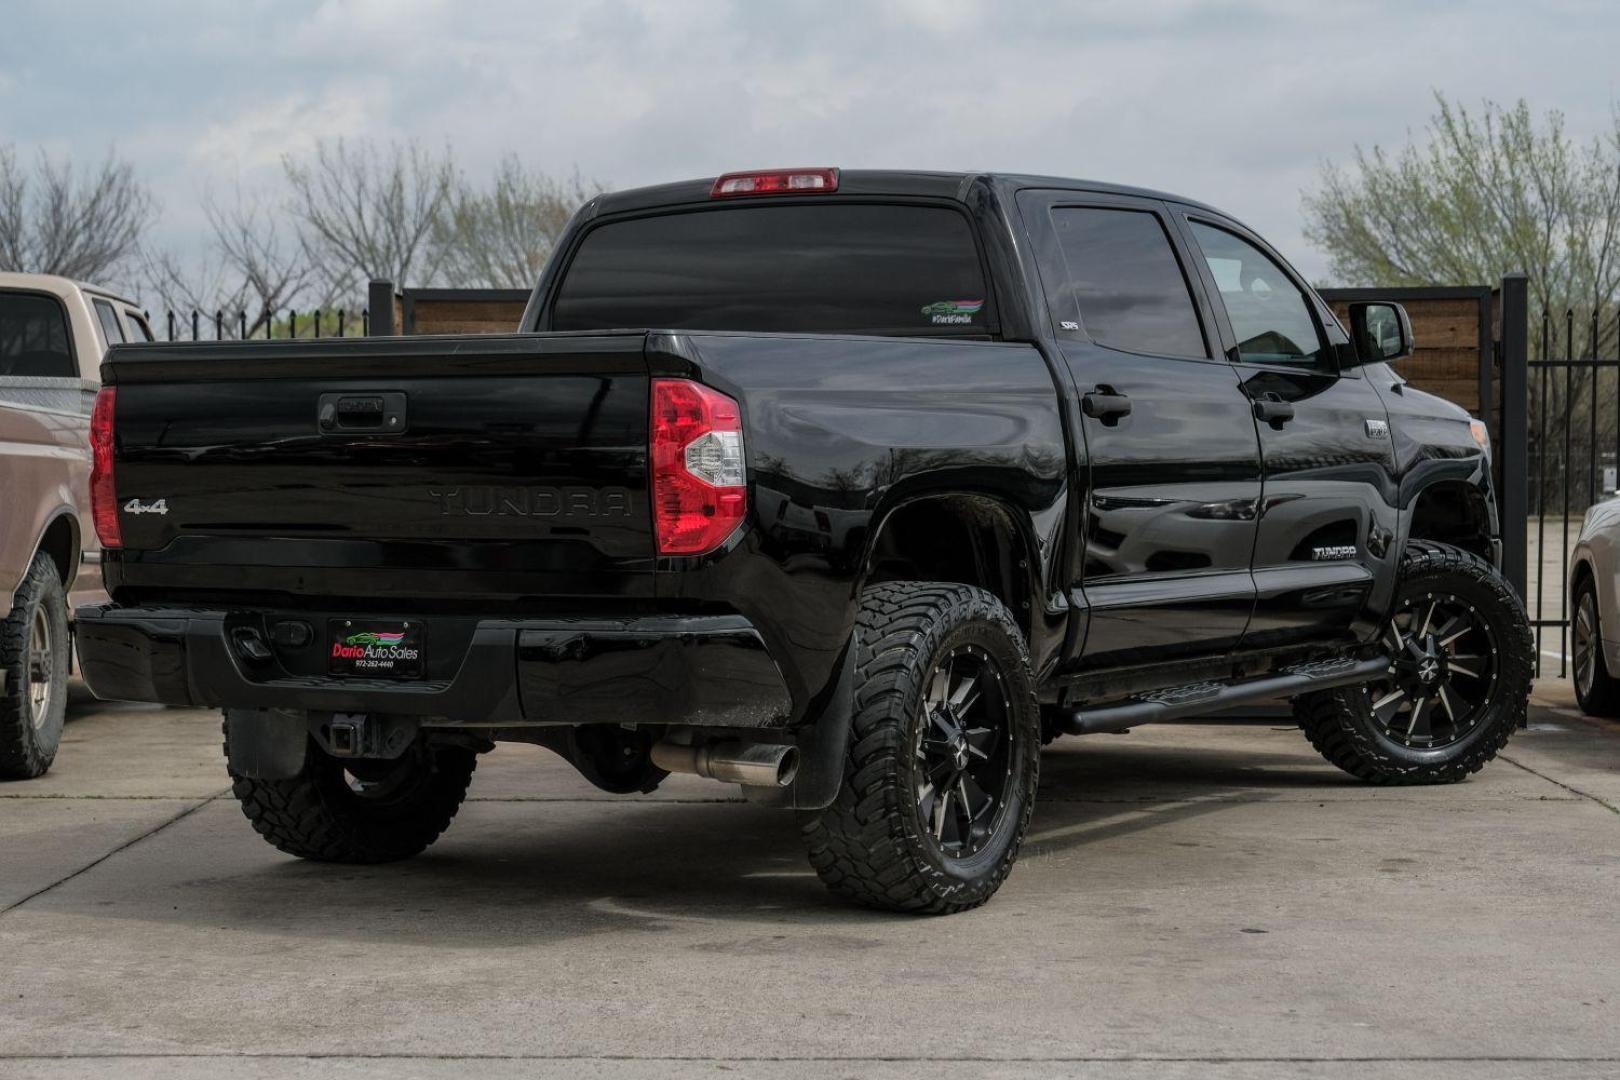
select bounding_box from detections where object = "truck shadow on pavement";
[20,733,1367,945]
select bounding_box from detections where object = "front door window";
[1188,221,1330,371]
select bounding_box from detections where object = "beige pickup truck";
[1,273,151,778]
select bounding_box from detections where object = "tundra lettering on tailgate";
[429,486,633,519]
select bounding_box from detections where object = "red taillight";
[651,379,746,556]
[710,168,839,198]
[89,386,121,548]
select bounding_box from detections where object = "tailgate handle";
[318,392,407,434]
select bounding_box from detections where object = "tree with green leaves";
[1306,95,1620,522]
[1303,93,1620,354]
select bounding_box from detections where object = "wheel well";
[1408,482,1493,562]
[36,514,77,586]
[1571,558,1594,603]
[863,495,1034,636]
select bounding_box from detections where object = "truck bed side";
[91,329,1067,724]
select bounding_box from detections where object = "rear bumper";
[74,604,793,729]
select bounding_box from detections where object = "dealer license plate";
[327,619,424,678]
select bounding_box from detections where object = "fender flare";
[3,504,81,612]
[30,506,82,590]
[1394,465,1496,557]
[855,489,1048,619]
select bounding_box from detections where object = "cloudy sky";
[3,0,1618,291]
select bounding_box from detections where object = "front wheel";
[1295,541,1532,784]
[801,582,1040,914]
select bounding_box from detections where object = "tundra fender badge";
[1364,419,1390,440]
[1311,545,1359,560]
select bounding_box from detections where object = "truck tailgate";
[102,333,653,606]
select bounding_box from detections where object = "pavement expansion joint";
[0,790,227,918]
[1499,753,1620,816]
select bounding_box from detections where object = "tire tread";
[0,553,67,780]
[801,581,1039,914]
[1294,541,1532,785]
[224,714,477,863]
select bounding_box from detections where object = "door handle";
[1252,394,1295,428]
[317,391,408,434]
[1082,386,1132,425]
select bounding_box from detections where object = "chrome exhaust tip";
[651,740,800,788]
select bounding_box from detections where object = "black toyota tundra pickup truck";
[77,168,1533,913]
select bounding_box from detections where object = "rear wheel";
[1294,541,1532,784]
[801,582,1039,914]
[226,710,477,863]
[0,553,69,780]
[1572,577,1620,717]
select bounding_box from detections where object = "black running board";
[1059,656,1390,735]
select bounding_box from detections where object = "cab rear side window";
[1047,207,1207,358]
[94,298,126,346]
[550,203,993,337]
[0,292,76,378]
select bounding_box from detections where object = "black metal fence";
[153,309,370,341]
[1528,307,1620,677]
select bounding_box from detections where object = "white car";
[1569,498,1620,715]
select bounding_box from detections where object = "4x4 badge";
[1364,419,1390,440]
[122,497,169,516]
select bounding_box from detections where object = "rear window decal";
[921,299,984,325]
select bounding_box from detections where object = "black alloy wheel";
[915,644,1014,859]
[1294,541,1533,785]
[1364,590,1499,749]
[802,581,1040,914]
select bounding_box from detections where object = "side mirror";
[1347,301,1414,364]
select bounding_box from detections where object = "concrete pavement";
[0,684,1616,1079]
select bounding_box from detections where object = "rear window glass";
[0,292,75,378]
[550,203,992,336]
[1048,207,1207,358]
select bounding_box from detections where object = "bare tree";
[282,138,454,297]
[140,247,250,335]
[143,185,339,337]
[0,144,154,283]
[432,157,598,288]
